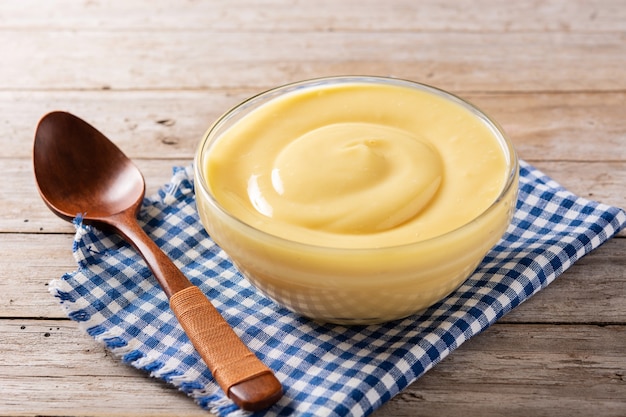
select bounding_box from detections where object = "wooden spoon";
[33,111,282,411]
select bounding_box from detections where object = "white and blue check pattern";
[50,161,626,417]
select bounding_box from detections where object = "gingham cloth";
[50,161,626,417]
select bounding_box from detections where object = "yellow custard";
[205,82,508,248]
[194,77,518,324]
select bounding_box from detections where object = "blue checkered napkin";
[50,161,626,417]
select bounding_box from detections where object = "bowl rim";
[194,75,519,253]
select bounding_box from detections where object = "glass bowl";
[194,76,518,325]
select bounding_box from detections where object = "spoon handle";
[170,286,283,411]
[113,214,282,411]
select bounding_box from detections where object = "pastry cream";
[195,77,517,323]
[204,82,509,248]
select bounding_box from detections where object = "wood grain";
[3,233,624,322]
[378,324,626,417]
[3,0,624,32]
[1,320,624,417]
[2,92,625,160]
[1,0,625,416]
[3,31,624,92]
[0,320,205,416]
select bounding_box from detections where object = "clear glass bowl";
[194,76,518,325]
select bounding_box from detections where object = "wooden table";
[1,1,624,416]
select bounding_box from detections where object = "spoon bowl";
[34,111,145,223]
[33,111,282,411]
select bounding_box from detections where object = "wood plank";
[2,31,625,92]
[1,319,624,416]
[7,158,193,235]
[1,0,624,32]
[501,237,626,324]
[2,91,625,161]
[0,90,244,160]
[0,233,75,319]
[0,320,209,417]
[472,93,626,163]
[2,232,624,322]
[378,323,626,417]
[530,161,626,211]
